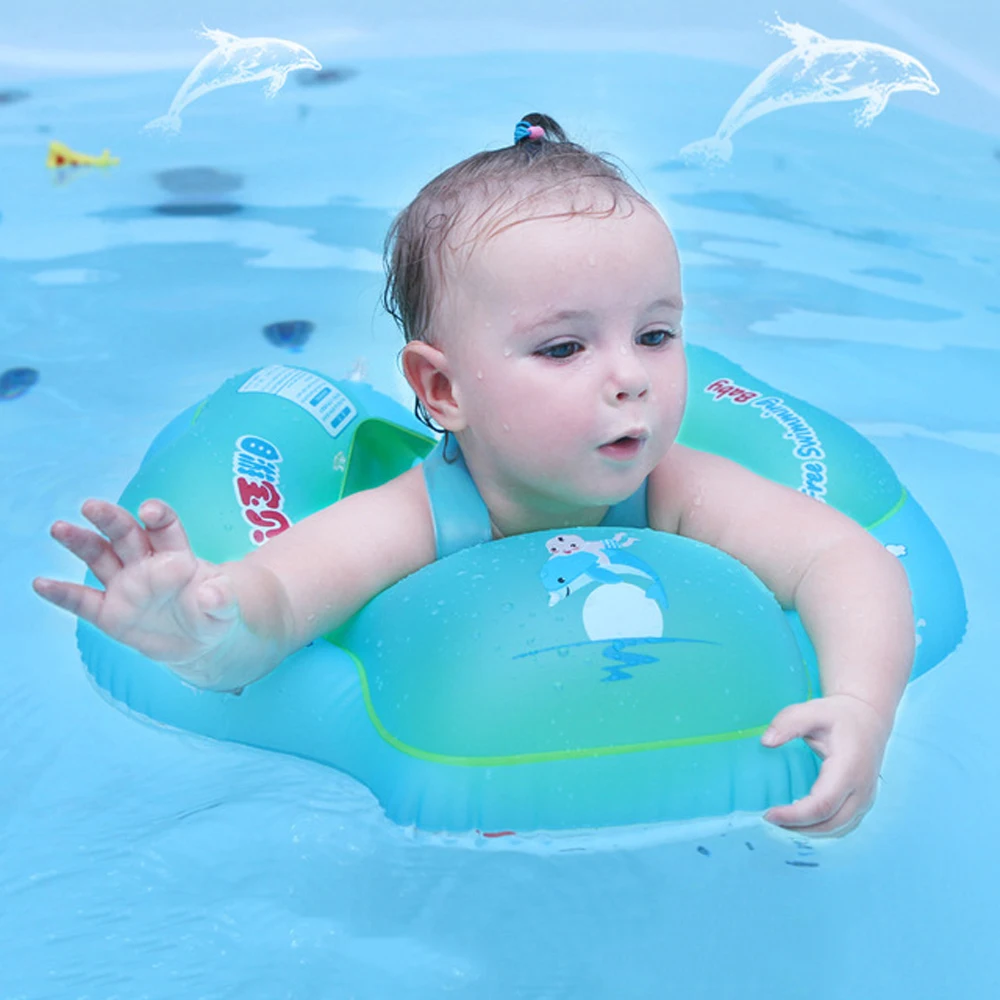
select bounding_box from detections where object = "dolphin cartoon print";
[539,548,668,609]
[680,16,939,165]
[144,27,322,134]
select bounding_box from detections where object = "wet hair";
[382,112,650,433]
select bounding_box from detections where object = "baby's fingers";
[136,500,194,556]
[81,499,152,566]
[32,576,106,625]
[49,519,122,586]
[764,757,853,834]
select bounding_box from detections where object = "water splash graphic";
[144,27,321,134]
[681,15,939,165]
[601,639,660,682]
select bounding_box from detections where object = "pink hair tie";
[514,120,546,143]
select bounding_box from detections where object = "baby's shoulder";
[647,443,757,535]
[647,444,698,534]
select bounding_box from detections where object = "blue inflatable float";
[78,345,967,833]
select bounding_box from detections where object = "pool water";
[2,45,999,999]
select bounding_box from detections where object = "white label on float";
[238,366,357,438]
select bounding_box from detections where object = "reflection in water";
[144,27,322,133]
[681,16,939,165]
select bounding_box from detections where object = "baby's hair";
[382,112,650,433]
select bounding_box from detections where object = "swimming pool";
[3,6,999,998]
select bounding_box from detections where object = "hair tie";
[514,121,546,144]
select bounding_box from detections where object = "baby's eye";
[538,341,583,360]
[637,329,677,348]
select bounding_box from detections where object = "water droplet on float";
[502,423,510,432]
[503,347,512,357]
[557,647,570,658]
[501,602,514,613]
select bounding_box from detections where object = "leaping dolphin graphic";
[681,16,939,164]
[144,27,322,134]
[540,549,668,609]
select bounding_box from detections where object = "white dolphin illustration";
[681,16,939,164]
[144,27,322,134]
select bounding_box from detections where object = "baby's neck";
[486,501,608,541]
[456,434,609,539]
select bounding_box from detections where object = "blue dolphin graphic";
[540,548,668,609]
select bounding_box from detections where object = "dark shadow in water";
[0,90,30,106]
[153,168,245,216]
[155,167,244,196]
[263,320,315,350]
[152,203,244,217]
[1,367,39,401]
[297,67,358,87]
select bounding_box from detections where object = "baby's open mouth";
[599,434,645,460]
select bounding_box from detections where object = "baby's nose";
[610,353,650,401]
[616,383,648,402]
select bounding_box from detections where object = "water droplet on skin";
[502,423,510,432]
[503,347,512,357]
[476,370,484,380]
[586,253,597,267]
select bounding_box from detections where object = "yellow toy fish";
[46,141,120,168]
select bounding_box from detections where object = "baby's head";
[385,113,686,510]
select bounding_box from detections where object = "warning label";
[238,366,357,438]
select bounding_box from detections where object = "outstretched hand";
[33,499,243,674]
[760,693,893,837]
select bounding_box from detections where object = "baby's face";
[436,188,686,511]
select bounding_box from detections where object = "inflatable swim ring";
[78,345,967,833]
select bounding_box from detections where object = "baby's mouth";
[598,433,647,460]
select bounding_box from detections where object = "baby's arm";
[237,466,435,656]
[650,445,914,836]
[35,467,435,693]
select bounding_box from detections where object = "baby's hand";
[34,499,243,681]
[760,694,892,837]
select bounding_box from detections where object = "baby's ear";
[401,341,466,431]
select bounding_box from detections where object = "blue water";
[2,43,999,999]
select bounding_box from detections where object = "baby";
[34,114,914,837]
